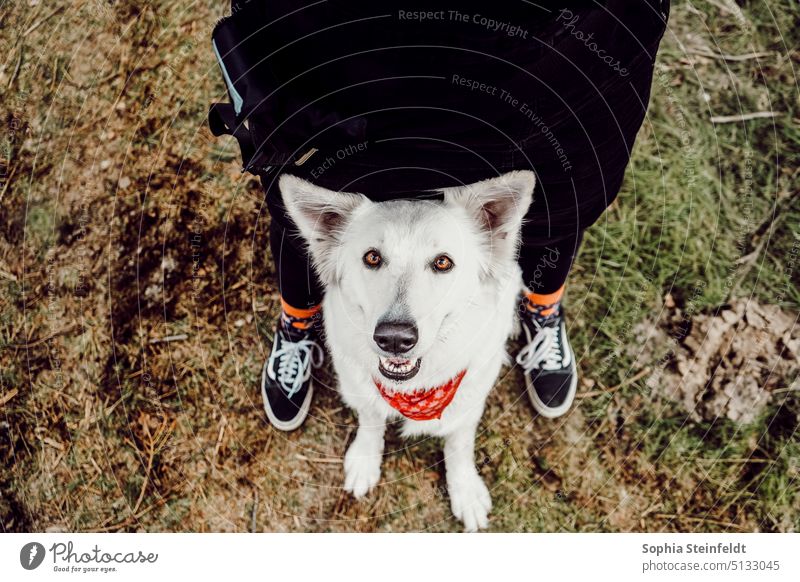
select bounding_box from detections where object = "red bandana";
[374,370,467,421]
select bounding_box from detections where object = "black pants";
[264,39,658,308]
[260,1,668,308]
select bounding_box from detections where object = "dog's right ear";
[279,174,367,281]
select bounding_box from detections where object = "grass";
[0,0,798,532]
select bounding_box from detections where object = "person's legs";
[511,0,667,419]
[515,230,583,419]
[268,218,324,331]
[519,231,583,318]
[260,180,326,431]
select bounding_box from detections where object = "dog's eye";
[432,255,454,273]
[363,250,383,269]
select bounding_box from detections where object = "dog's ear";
[443,170,535,275]
[279,174,367,283]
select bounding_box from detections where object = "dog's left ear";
[443,170,535,272]
[280,174,368,284]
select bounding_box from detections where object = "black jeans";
[261,0,668,308]
[263,37,660,308]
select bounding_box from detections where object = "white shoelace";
[268,337,324,398]
[516,320,564,372]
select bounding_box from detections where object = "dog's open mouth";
[378,356,421,382]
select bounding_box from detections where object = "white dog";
[280,170,535,531]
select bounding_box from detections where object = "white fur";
[281,171,535,531]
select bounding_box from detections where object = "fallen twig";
[295,454,342,464]
[710,111,780,124]
[148,333,188,344]
[688,48,772,62]
[695,457,771,464]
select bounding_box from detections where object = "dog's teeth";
[378,356,420,378]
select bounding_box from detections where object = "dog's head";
[280,171,534,386]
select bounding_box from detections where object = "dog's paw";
[343,440,381,499]
[448,472,492,532]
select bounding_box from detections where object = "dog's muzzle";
[373,320,421,381]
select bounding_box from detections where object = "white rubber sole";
[524,358,578,419]
[261,360,314,431]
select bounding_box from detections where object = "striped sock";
[280,298,321,332]
[524,284,565,319]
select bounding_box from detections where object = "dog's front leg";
[343,408,385,498]
[444,422,491,531]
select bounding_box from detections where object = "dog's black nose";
[373,321,418,354]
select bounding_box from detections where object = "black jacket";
[210,0,669,242]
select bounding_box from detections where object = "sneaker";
[515,306,577,418]
[261,322,324,431]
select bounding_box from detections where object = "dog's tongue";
[374,370,467,421]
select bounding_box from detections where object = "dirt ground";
[1,1,798,532]
[641,298,799,425]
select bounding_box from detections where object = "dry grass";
[1,1,798,532]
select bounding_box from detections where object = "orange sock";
[524,284,565,318]
[280,298,321,331]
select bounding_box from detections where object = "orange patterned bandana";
[374,370,467,421]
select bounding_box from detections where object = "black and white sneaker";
[516,307,578,418]
[261,322,324,431]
